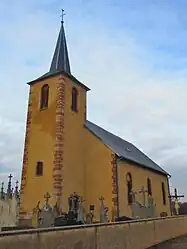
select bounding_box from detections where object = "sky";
[0,0,187,200]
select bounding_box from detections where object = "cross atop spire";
[49,9,71,74]
[60,9,65,24]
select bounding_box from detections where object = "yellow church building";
[19,17,171,225]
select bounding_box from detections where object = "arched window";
[36,161,43,176]
[40,84,49,109]
[162,182,166,205]
[147,178,152,196]
[126,172,133,204]
[71,87,78,112]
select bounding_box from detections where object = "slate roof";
[27,21,90,91]
[85,120,169,176]
[49,20,71,74]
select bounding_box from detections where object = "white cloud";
[0,1,187,199]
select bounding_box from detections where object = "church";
[19,16,171,225]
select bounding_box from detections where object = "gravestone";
[111,207,117,222]
[86,212,94,224]
[0,176,20,229]
[67,193,79,221]
[40,192,54,228]
[68,194,76,212]
[131,190,139,219]
[131,188,156,219]
[99,196,108,223]
[139,186,148,206]
[147,195,156,217]
[31,201,41,228]
[76,196,85,224]
[86,205,95,224]
[53,200,61,218]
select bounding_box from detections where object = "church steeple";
[49,9,71,74]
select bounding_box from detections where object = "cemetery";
[0,174,184,231]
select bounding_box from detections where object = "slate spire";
[49,10,71,74]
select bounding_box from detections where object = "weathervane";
[60,9,66,23]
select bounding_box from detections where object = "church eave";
[117,155,170,177]
[27,70,90,91]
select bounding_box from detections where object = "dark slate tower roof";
[28,16,89,90]
[49,20,71,74]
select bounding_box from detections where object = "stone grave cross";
[169,188,184,201]
[139,186,148,206]
[7,174,13,198]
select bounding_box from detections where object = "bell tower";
[19,12,90,225]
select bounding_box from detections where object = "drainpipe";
[167,175,172,216]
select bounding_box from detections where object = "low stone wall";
[0,215,187,249]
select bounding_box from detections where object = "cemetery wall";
[118,160,171,217]
[0,215,187,249]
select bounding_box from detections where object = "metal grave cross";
[44,192,51,205]
[1,182,4,190]
[139,186,148,206]
[8,174,13,180]
[15,180,19,197]
[169,188,184,201]
[8,174,13,183]
[168,188,184,215]
[7,174,13,197]
[0,182,4,199]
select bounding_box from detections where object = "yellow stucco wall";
[117,160,171,217]
[61,76,87,211]
[20,74,88,215]
[83,128,114,221]
[21,76,58,213]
